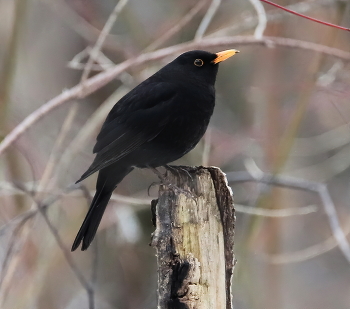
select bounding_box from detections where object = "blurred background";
[1,0,350,308]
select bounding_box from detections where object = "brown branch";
[35,199,95,308]
[144,0,208,52]
[80,0,129,83]
[0,35,349,157]
[0,183,96,308]
[260,0,350,32]
[194,0,221,40]
[41,0,123,51]
[227,171,350,264]
[0,218,28,304]
[209,0,339,37]
[265,218,350,264]
[235,203,317,217]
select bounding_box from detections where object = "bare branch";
[36,102,79,198]
[0,183,151,238]
[35,199,95,308]
[289,143,350,181]
[227,171,350,264]
[0,218,28,299]
[235,204,317,217]
[0,181,152,205]
[316,184,350,262]
[248,0,267,39]
[292,124,350,156]
[68,47,115,71]
[41,0,123,51]
[1,36,350,157]
[266,219,350,264]
[194,0,221,41]
[260,0,350,32]
[0,181,95,307]
[144,0,208,52]
[227,171,320,191]
[209,0,341,37]
[56,88,129,179]
[80,0,129,83]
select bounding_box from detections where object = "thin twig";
[260,0,350,32]
[144,0,208,52]
[56,87,129,180]
[41,0,123,51]
[265,219,350,264]
[1,36,350,157]
[291,123,350,157]
[36,102,79,198]
[68,47,115,71]
[227,171,320,191]
[0,184,152,237]
[194,0,221,41]
[227,171,350,264]
[289,143,350,181]
[0,181,152,205]
[0,218,28,300]
[80,0,129,83]
[235,203,317,217]
[0,184,95,307]
[1,100,83,306]
[249,0,267,39]
[35,199,95,308]
[317,185,350,262]
[0,184,63,237]
[210,0,339,37]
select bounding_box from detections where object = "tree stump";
[151,166,235,309]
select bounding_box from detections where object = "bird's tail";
[71,165,133,251]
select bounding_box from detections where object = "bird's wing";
[77,82,177,181]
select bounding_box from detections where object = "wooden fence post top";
[151,166,235,309]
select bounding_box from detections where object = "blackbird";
[72,49,239,251]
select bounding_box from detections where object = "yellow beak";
[212,49,240,64]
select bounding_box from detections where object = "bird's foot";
[150,167,195,199]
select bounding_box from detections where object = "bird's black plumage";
[72,49,238,251]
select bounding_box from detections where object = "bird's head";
[167,49,239,85]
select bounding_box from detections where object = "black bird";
[72,49,239,251]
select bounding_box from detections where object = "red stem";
[260,0,350,32]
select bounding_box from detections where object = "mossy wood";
[151,166,235,309]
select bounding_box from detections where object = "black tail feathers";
[71,189,112,251]
[71,165,133,251]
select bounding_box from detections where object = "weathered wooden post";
[151,166,235,309]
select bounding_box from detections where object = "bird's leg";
[150,167,195,199]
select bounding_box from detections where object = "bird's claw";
[148,181,159,196]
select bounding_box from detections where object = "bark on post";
[151,166,235,309]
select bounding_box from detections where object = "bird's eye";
[194,59,204,67]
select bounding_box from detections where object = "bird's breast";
[133,84,215,167]
[156,89,215,151]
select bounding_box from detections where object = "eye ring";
[194,59,204,67]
